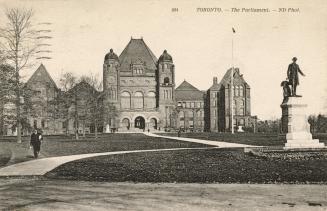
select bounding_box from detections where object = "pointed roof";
[176,80,199,91]
[158,50,173,62]
[118,38,158,72]
[220,68,234,85]
[209,77,221,91]
[219,68,250,88]
[209,82,221,91]
[26,64,58,89]
[71,80,97,91]
[175,80,204,101]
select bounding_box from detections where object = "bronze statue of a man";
[287,57,305,96]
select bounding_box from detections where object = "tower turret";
[157,50,175,129]
[103,48,120,132]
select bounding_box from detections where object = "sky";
[0,0,326,120]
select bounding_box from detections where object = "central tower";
[157,50,176,130]
[103,49,120,132]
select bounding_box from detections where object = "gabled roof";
[209,82,221,91]
[175,80,204,101]
[119,38,158,72]
[219,68,249,88]
[26,64,58,89]
[176,80,199,91]
[69,80,99,95]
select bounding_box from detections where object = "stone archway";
[122,118,130,130]
[134,116,145,129]
[149,118,158,129]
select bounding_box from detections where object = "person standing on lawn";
[30,129,42,158]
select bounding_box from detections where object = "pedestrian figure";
[178,129,181,137]
[30,129,42,158]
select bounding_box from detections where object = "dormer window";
[131,58,145,75]
[134,67,143,74]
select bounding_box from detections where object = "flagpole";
[231,28,235,134]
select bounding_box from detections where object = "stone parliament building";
[2,38,257,135]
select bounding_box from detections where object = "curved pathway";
[0,147,214,176]
[0,132,259,177]
[145,132,260,148]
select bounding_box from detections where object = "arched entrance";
[134,116,145,129]
[149,118,157,129]
[122,118,130,130]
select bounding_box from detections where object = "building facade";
[2,38,257,135]
[24,64,61,135]
[102,38,176,132]
[175,81,205,132]
[102,39,256,132]
[207,68,257,132]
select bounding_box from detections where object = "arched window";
[147,91,156,109]
[237,86,240,96]
[239,118,245,126]
[149,118,157,129]
[233,85,237,96]
[134,91,144,109]
[110,89,116,100]
[148,91,155,97]
[239,99,245,115]
[233,100,237,115]
[239,107,245,116]
[164,77,170,84]
[121,91,131,109]
[240,86,244,96]
[122,118,130,130]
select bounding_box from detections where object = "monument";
[281,57,325,149]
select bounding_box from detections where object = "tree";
[58,72,78,138]
[20,83,38,134]
[80,74,102,138]
[0,64,15,135]
[0,8,40,142]
[309,114,327,133]
[257,119,279,133]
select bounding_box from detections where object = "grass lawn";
[0,133,207,167]
[0,146,11,167]
[46,148,327,184]
[164,132,327,146]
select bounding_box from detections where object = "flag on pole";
[232,27,236,33]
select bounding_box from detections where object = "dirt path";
[0,178,326,210]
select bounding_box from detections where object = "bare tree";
[59,72,78,92]
[0,8,40,143]
[57,72,78,138]
[80,74,102,138]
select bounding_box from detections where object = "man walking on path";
[30,129,42,158]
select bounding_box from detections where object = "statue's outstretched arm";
[298,67,305,76]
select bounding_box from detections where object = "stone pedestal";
[237,126,244,132]
[281,97,325,149]
[105,124,110,133]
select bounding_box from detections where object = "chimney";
[213,77,218,84]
